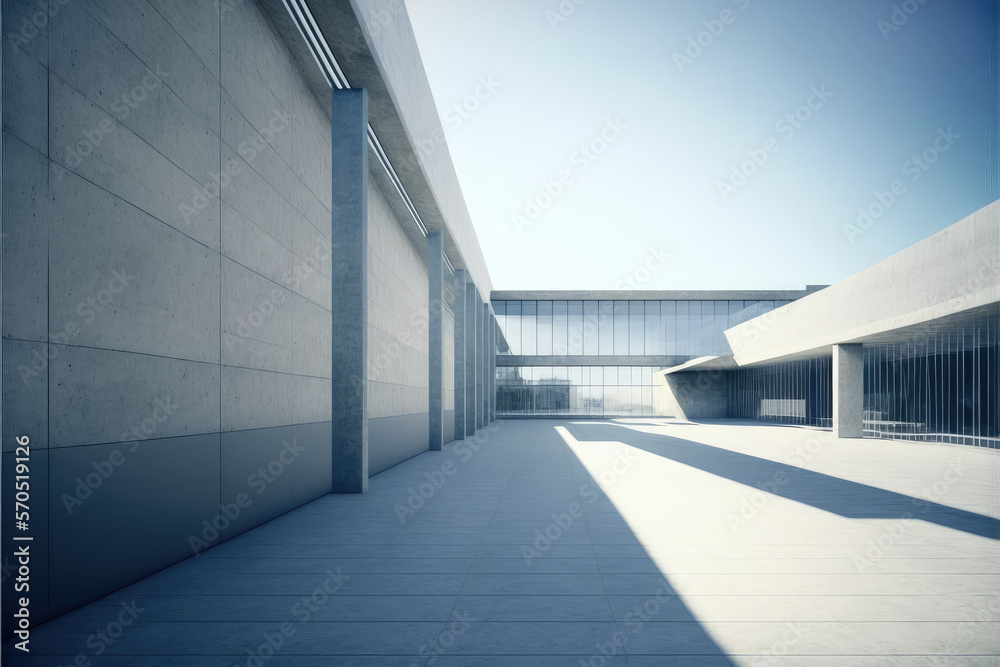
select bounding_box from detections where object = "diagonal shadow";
[564,422,1000,540]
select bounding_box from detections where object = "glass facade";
[862,317,998,447]
[728,358,833,427]
[496,365,660,416]
[727,313,999,447]
[494,299,791,358]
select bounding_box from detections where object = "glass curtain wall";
[494,299,790,358]
[728,358,833,427]
[496,366,659,417]
[863,317,998,447]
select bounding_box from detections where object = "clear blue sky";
[404,0,995,291]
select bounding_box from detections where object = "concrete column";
[489,313,496,421]
[465,281,478,436]
[833,344,864,438]
[428,231,444,451]
[330,88,368,493]
[478,302,487,429]
[453,270,467,440]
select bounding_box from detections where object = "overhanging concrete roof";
[660,356,739,374]
[257,0,494,298]
[725,201,1000,366]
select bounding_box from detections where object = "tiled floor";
[4,418,999,665]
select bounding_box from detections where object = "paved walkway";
[5,418,1000,665]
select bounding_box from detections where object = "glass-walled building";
[492,290,820,417]
[494,298,795,358]
[726,312,998,447]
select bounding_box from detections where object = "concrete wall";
[655,370,730,420]
[367,181,430,473]
[1,0,336,630]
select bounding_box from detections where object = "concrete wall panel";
[1,134,48,341]
[48,75,222,251]
[2,36,47,153]
[47,433,220,616]
[369,412,430,475]
[2,340,48,453]
[50,170,221,364]
[76,0,221,136]
[49,346,221,448]
[50,1,218,187]
[221,257,294,374]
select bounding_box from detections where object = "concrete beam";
[726,202,999,366]
[453,270,467,440]
[330,88,368,493]
[491,289,819,302]
[428,231,444,451]
[833,344,864,439]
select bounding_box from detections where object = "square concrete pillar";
[331,88,368,493]
[453,270,467,440]
[489,313,496,422]
[465,281,478,436]
[479,302,488,429]
[833,344,864,439]
[428,231,445,451]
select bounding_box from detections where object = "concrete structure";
[3,420,998,662]
[0,0,996,655]
[0,0,496,636]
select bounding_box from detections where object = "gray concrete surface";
[5,419,996,664]
[331,88,369,494]
[453,270,467,441]
[428,231,445,450]
[833,344,864,439]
